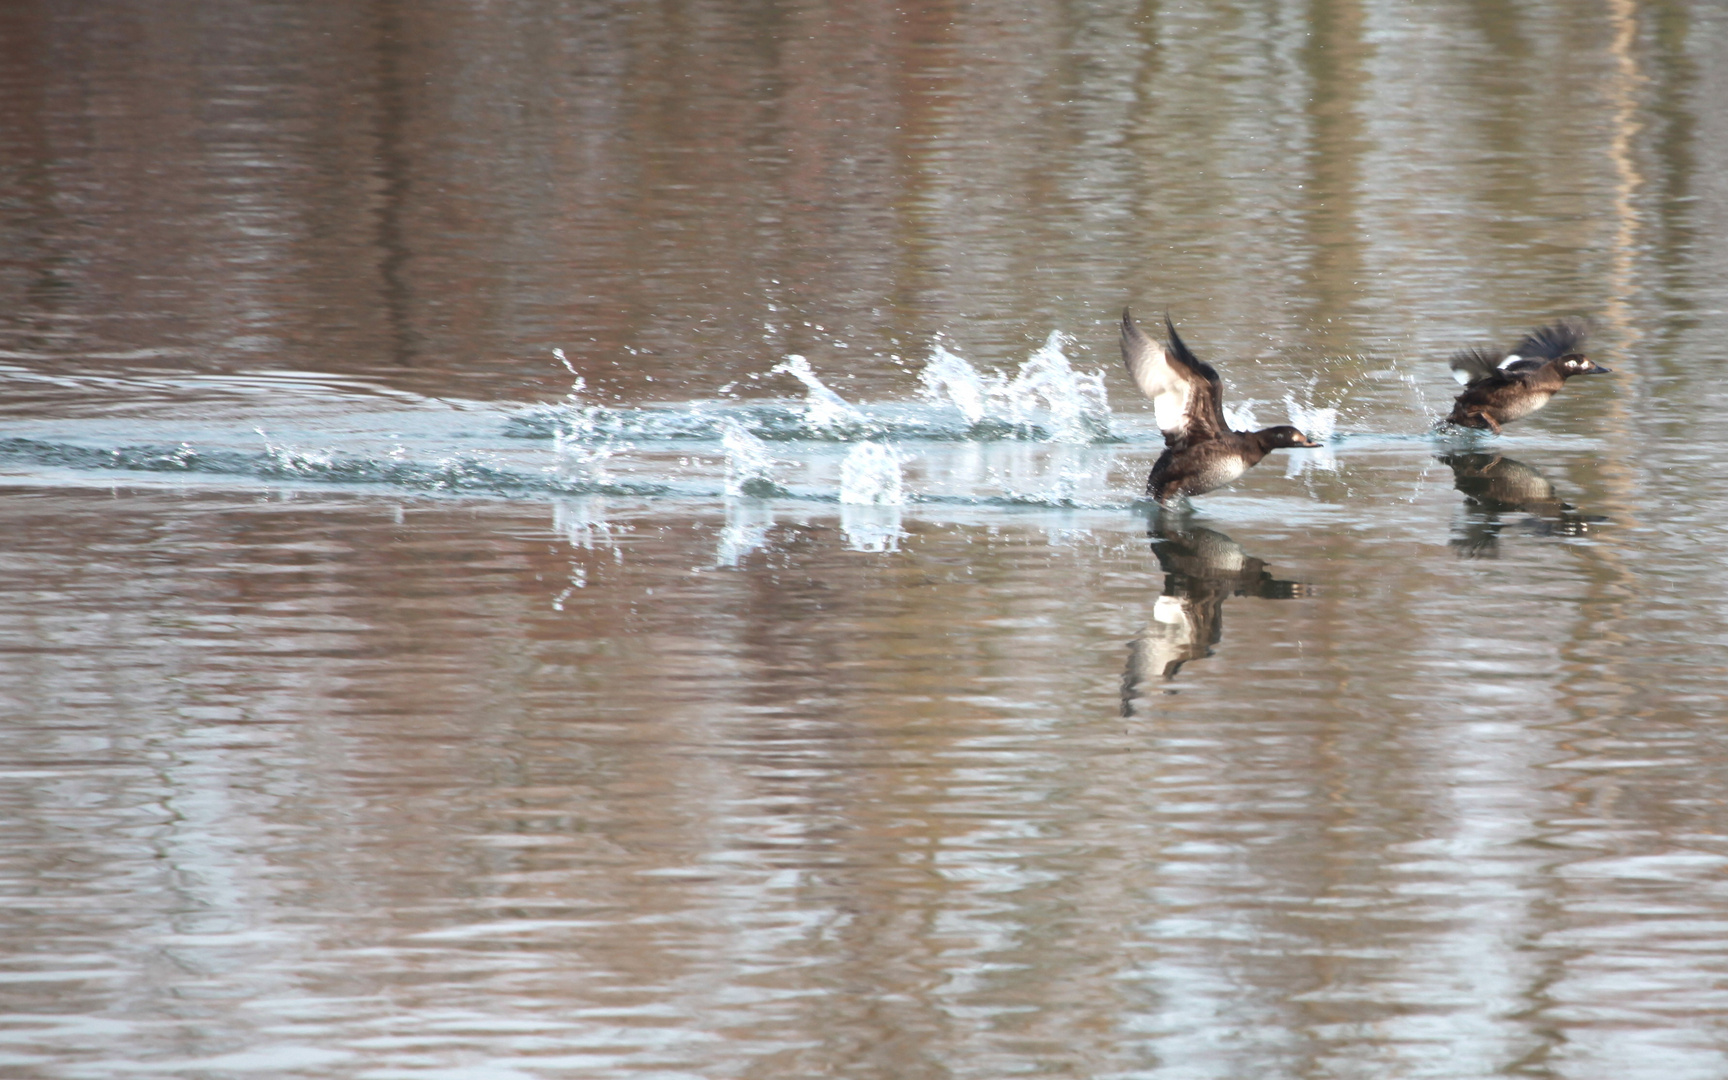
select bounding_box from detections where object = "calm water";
[5,2,1728,1078]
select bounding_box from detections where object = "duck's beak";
[1583,362,1611,374]
[1296,433,1323,448]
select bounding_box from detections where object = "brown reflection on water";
[1442,451,1598,557]
[1295,0,1372,341]
[1123,515,1312,701]
[0,0,1717,407]
[4,480,1728,1075]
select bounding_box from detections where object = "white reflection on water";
[1284,443,1338,479]
[717,498,775,566]
[552,496,616,551]
[841,503,905,553]
[840,443,907,552]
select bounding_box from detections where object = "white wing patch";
[1122,321,1197,439]
[1497,353,1523,369]
[1151,382,1194,436]
[1450,367,1473,386]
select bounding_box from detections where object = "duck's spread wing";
[1121,310,1227,444]
[1449,317,1591,386]
[1512,317,1591,361]
[1448,347,1507,387]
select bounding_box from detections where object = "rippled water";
[6,2,1728,1078]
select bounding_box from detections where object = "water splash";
[553,347,580,381]
[514,336,1122,448]
[0,328,1320,512]
[550,349,600,437]
[255,428,334,476]
[915,332,1111,442]
[918,344,989,425]
[1404,368,1440,427]
[549,370,622,484]
[1282,392,1338,443]
[1223,401,1260,432]
[771,354,868,432]
[1003,331,1111,443]
[721,419,782,497]
[840,442,905,505]
[1281,392,1340,478]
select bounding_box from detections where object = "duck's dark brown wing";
[1511,317,1591,361]
[1449,318,1593,387]
[1121,310,1227,445]
[1448,347,1508,387]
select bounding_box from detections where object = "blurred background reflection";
[5,2,1728,1078]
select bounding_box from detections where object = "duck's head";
[1257,425,1323,449]
[1557,353,1611,378]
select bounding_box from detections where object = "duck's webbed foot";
[1456,409,1501,435]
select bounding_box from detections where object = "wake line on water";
[0,436,667,499]
[537,331,1142,523]
[0,434,1151,511]
[0,330,1342,523]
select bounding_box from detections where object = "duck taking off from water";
[1445,318,1610,434]
[1120,309,1320,505]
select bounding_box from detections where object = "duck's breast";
[1493,389,1555,422]
[1192,452,1250,493]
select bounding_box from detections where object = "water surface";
[5,2,1728,1078]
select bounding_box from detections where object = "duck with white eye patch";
[1119,309,1322,506]
[1444,318,1611,434]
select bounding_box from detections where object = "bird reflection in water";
[1122,513,1311,716]
[1440,452,1602,557]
